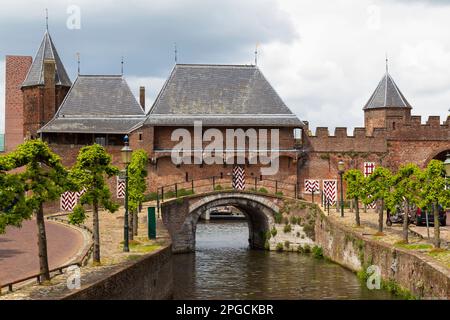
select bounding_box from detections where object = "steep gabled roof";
[364,72,411,110]
[22,31,72,88]
[146,64,303,127]
[39,75,146,134]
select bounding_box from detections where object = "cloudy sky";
[1,0,449,135]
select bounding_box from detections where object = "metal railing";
[0,214,94,294]
[154,175,303,212]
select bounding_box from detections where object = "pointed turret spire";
[22,30,72,88]
[363,67,411,110]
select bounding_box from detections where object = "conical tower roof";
[22,30,72,88]
[363,72,411,110]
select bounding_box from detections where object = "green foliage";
[363,167,392,206]
[68,205,87,225]
[164,190,176,198]
[271,226,278,237]
[258,187,268,193]
[303,244,311,253]
[386,163,421,213]
[312,245,323,259]
[264,240,270,250]
[69,144,120,223]
[283,223,292,233]
[177,188,195,197]
[214,184,223,191]
[128,150,148,213]
[418,160,450,210]
[284,240,290,249]
[274,212,283,224]
[276,242,284,252]
[290,215,299,225]
[275,191,284,196]
[143,192,158,202]
[0,139,70,233]
[344,169,367,201]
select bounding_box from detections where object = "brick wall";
[4,55,32,151]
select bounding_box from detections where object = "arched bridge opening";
[161,192,281,253]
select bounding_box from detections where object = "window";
[95,135,106,146]
[138,132,143,141]
[293,128,302,140]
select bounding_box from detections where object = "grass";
[428,249,450,268]
[394,242,433,250]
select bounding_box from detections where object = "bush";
[177,188,194,197]
[214,184,223,191]
[283,224,292,233]
[284,241,290,249]
[164,190,176,199]
[297,245,305,253]
[264,240,270,250]
[290,216,299,225]
[275,191,284,196]
[258,187,268,193]
[271,226,278,237]
[312,245,323,259]
[283,217,289,225]
[304,244,311,253]
[276,243,284,252]
[143,192,158,202]
[296,231,300,237]
[274,213,283,224]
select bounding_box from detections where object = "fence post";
[213,176,216,190]
[294,183,297,199]
[192,180,194,193]
[175,183,178,198]
[161,187,164,202]
[254,177,257,191]
[311,190,314,203]
[156,190,160,216]
[275,181,278,194]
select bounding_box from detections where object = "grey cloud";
[0,0,297,80]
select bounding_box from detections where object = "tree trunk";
[36,203,50,282]
[133,210,138,236]
[402,200,409,243]
[349,199,354,213]
[93,200,101,263]
[355,197,360,226]
[433,203,440,248]
[129,210,134,241]
[378,199,384,233]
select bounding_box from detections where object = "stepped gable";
[39,75,146,134]
[22,30,71,88]
[146,64,303,127]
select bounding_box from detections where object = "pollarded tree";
[128,149,149,237]
[0,140,69,281]
[418,160,450,248]
[69,144,119,263]
[387,164,421,243]
[364,167,392,233]
[344,169,367,227]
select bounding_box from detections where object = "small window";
[293,128,302,139]
[138,132,143,141]
[392,122,396,130]
[95,136,106,146]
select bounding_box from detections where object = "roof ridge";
[176,63,256,68]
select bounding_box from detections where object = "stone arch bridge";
[161,191,285,253]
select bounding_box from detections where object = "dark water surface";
[173,221,397,300]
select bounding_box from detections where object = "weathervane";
[76,52,80,75]
[385,53,389,73]
[174,43,178,64]
[254,43,259,66]
[45,8,49,30]
[121,56,124,75]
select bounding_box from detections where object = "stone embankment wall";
[62,245,173,300]
[314,211,450,299]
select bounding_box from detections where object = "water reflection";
[173,220,397,300]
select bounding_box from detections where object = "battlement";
[305,126,387,153]
[386,114,449,141]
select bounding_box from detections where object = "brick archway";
[161,192,280,253]
[425,148,450,164]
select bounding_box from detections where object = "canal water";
[173,220,398,300]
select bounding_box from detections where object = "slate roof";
[22,31,72,88]
[39,75,146,134]
[364,72,411,110]
[146,64,303,127]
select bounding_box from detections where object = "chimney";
[139,86,145,111]
[43,59,56,125]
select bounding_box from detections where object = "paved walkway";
[0,219,84,285]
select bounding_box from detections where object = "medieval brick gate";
[161,192,283,253]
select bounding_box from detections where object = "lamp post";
[338,160,345,218]
[121,135,133,252]
[444,153,450,189]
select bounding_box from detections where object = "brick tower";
[20,30,72,140]
[363,70,412,135]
